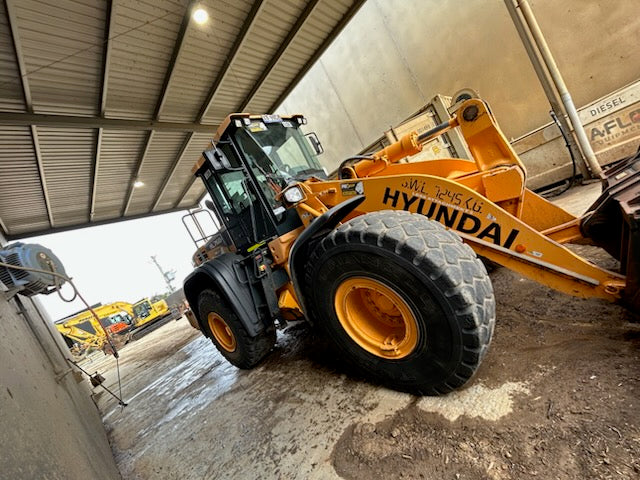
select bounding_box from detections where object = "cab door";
[200,167,278,253]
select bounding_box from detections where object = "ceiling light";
[134,180,145,188]
[193,8,208,25]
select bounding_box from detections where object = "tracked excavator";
[183,94,639,395]
[55,302,134,356]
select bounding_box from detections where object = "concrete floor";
[85,182,640,480]
[549,180,601,216]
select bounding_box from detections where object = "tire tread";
[198,289,275,369]
[304,210,495,395]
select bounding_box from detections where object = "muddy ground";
[86,184,640,479]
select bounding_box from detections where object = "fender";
[288,195,366,319]
[183,252,266,337]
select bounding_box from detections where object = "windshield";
[133,301,152,319]
[110,313,132,324]
[234,121,325,208]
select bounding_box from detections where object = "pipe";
[503,0,589,179]
[515,0,603,177]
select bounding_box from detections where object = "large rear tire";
[303,210,495,395]
[198,289,275,369]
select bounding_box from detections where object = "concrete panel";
[319,0,426,147]
[533,0,640,109]
[278,60,366,172]
[279,0,640,170]
[374,0,548,139]
[0,234,120,480]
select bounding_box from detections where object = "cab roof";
[192,113,305,174]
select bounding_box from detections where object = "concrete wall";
[0,231,120,479]
[278,0,640,171]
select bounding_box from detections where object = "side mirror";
[305,132,324,155]
[205,199,215,211]
[202,147,231,170]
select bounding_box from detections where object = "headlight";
[283,186,304,204]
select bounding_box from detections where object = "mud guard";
[183,253,266,337]
[288,195,366,320]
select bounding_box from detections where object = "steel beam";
[122,130,155,216]
[5,0,55,228]
[4,205,196,241]
[92,0,115,221]
[197,0,266,121]
[90,128,103,221]
[0,112,217,132]
[5,0,31,109]
[100,0,116,116]
[30,126,55,227]
[268,0,366,112]
[123,2,195,216]
[174,176,198,208]
[239,0,321,111]
[0,215,10,238]
[154,0,195,118]
[151,132,195,211]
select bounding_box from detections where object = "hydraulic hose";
[540,110,577,198]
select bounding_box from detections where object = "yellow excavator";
[55,302,134,355]
[183,93,639,395]
[131,298,171,328]
[57,298,173,353]
[127,297,175,340]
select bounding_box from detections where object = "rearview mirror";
[305,132,324,155]
[205,199,215,211]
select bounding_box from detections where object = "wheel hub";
[334,277,419,359]
[207,312,237,353]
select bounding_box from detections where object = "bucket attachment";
[581,150,640,312]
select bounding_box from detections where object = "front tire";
[304,210,495,395]
[198,289,275,369]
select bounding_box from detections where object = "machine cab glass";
[198,116,324,253]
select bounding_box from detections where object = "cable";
[0,260,116,351]
[67,358,127,407]
[0,259,128,407]
[54,273,78,303]
[116,356,125,409]
[539,110,578,198]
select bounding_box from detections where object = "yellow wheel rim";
[207,312,236,352]
[334,277,419,359]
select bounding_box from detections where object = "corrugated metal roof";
[0,0,365,239]
[0,6,24,112]
[93,129,147,221]
[16,0,105,116]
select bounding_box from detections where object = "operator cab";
[193,113,326,253]
[100,312,133,334]
[133,299,153,320]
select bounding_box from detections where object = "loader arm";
[302,174,623,302]
[297,99,628,305]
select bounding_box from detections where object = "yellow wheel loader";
[183,95,639,395]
